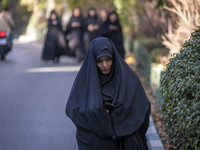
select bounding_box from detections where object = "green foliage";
[148,0,165,8]
[20,0,46,11]
[67,0,81,9]
[67,0,114,13]
[113,0,138,36]
[37,0,46,10]
[0,0,11,9]
[160,27,200,149]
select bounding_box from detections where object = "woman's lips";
[103,69,108,72]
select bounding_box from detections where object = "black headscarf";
[48,10,62,29]
[66,37,150,139]
[96,49,115,106]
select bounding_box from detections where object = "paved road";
[0,41,79,150]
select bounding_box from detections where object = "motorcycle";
[0,31,12,60]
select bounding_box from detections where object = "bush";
[160,28,200,149]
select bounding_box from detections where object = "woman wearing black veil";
[98,9,108,37]
[65,37,151,150]
[101,11,125,59]
[83,8,100,53]
[42,10,66,62]
[65,7,84,62]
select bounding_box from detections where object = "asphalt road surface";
[0,40,80,150]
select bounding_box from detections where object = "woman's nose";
[102,61,107,67]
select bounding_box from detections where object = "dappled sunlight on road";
[26,66,81,73]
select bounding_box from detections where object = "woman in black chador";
[101,11,125,59]
[98,9,108,37]
[42,10,65,63]
[66,37,151,150]
[65,7,84,62]
[83,8,100,53]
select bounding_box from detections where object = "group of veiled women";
[42,8,125,63]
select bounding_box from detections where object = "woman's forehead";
[97,56,112,60]
[92,38,113,51]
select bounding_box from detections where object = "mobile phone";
[103,102,115,110]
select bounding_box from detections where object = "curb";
[147,115,165,150]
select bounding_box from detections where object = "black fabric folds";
[66,37,150,150]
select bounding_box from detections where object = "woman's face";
[109,13,117,23]
[89,10,96,17]
[96,56,113,75]
[74,8,80,17]
[51,13,56,20]
[100,10,108,21]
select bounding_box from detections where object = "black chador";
[101,11,125,59]
[65,8,84,61]
[42,10,66,62]
[66,37,150,150]
[83,8,100,52]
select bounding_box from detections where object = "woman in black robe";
[65,37,151,150]
[42,10,66,63]
[98,9,108,37]
[101,11,125,59]
[83,8,100,52]
[65,7,84,62]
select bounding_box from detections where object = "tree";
[112,0,170,53]
[0,0,10,9]
[67,0,114,16]
[113,0,138,51]
[161,0,200,55]
[19,0,67,41]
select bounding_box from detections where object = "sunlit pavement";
[0,40,79,150]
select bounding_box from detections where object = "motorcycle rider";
[0,5,15,49]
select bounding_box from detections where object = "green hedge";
[160,28,200,149]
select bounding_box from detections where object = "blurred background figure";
[42,10,66,63]
[83,8,100,53]
[0,5,15,48]
[98,9,108,37]
[101,11,125,59]
[65,7,84,63]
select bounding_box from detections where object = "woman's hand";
[72,22,80,28]
[94,25,99,30]
[88,24,94,32]
[106,109,109,114]
[109,25,118,31]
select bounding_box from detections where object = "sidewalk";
[147,116,165,150]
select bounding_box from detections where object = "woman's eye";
[105,58,111,61]
[97,60,102,63]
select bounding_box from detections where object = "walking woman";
[65,37,151,150]
[101,11,125,59]
[83,8,100,53]
[42,10,65,63]
[98,9,108,37]
[65,7,84,62]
